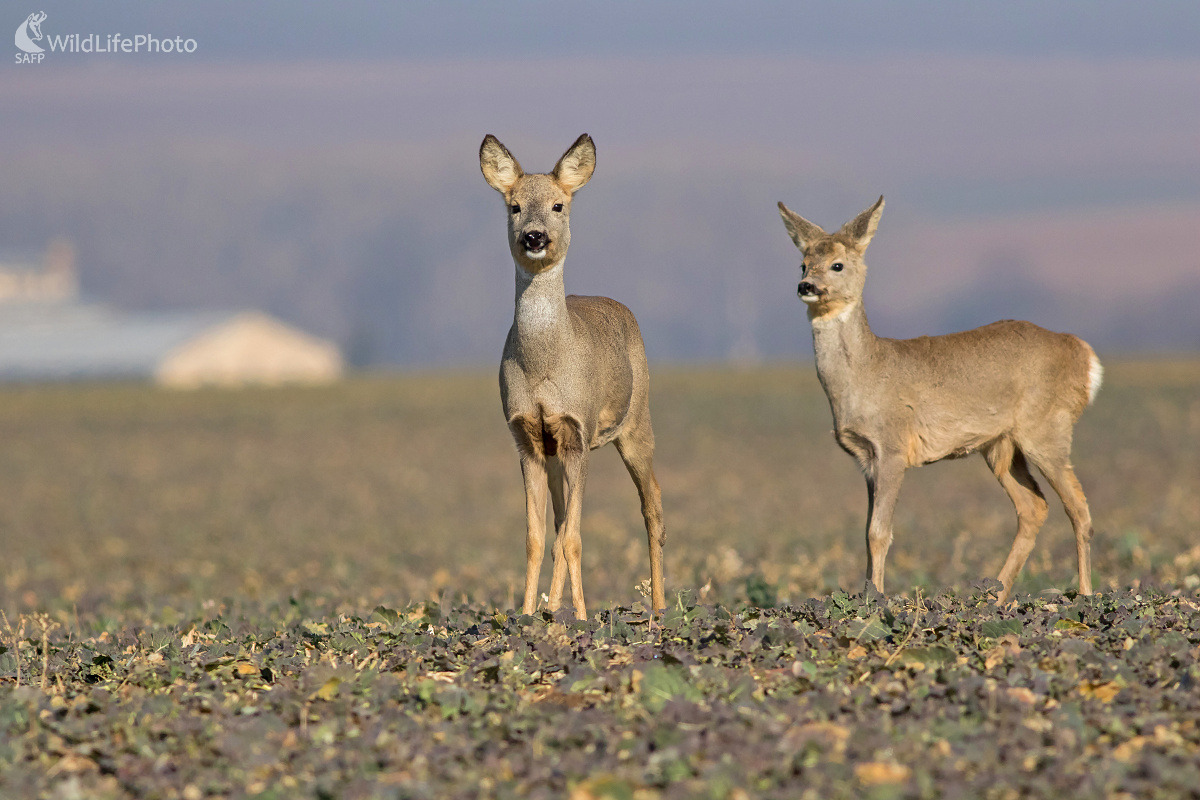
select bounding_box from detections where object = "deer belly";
[913,428,995,466]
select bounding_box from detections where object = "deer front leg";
[865,457,906,595]
[545,457,567,609]
[555,447,590,620]
[519,457,548,615]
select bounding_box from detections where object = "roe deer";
[480,133,666,619]
[777,196,1101,604]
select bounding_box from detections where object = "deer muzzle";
[798,281,824,303]
[522,230,548,253]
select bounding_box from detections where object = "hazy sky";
[19,1,1200,61]
[4,2,1199,362]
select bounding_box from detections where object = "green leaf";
[1156,631,1189,654]
[980,619,1024,638]
[601,615,636,643]
[898,646,956,666]
[372,606,400,625]
[570,776,634,800]
[568,675,605,694]
[1054,619,1090,632]
[313,676,342,701]
[793,660,818,680]
[847,615,890,642]
[639,664,703,712]
[746,573,778,608]
[659,607,686,629]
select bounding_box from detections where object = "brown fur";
[778,196,1101,603]
[481,134,667,619]
[509,410,583,461]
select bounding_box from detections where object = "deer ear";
[778,202,826,252]
[553,134,596,194]
[480,135,523,194]
[839,195,885,251]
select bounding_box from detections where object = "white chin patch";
[524,249,547,260]
[800,295,820,304]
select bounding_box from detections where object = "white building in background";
[0,240,79,303]
[0,243,343,387]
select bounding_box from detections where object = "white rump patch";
[1087,349,1103,405]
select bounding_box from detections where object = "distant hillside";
[2,58,1197,365]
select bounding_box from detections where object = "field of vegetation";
[1,361,1198,798]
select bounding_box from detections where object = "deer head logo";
[15,11,47,54]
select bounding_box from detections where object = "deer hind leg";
[864,455,906,595]
[543,414,589,619]
[1027,453,1094,596]
[984,438,1049,604]
[1042,462,1094,596]
[1021,419,1095,596]
[615,421,666,613]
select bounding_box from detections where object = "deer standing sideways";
[777,196,1102,604]
[480,134,666,620]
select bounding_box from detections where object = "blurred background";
[1,2,1198,620]
[3,0,1198,373]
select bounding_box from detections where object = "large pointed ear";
[838,195,885,251]
[480,135,523,194]
[552,134,596,194]
[777,202,826,252]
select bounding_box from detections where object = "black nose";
[798,281,817,296]
[523,230,547,250]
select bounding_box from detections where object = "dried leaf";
[1077,680,1122,703]
[1005,687,1038,705]
[780,722,850,760]
[855,761,911,785]
[1113,736,1149,762]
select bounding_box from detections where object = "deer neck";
[809,301,877,419]
[512,260,572,368]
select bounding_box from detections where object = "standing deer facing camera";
[777,196,1101,604]
[480,134,666,619]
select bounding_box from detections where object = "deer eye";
[831,262,844,272]
[800,263,807,276]
[510,204,521,214]
[552,203,563,212]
